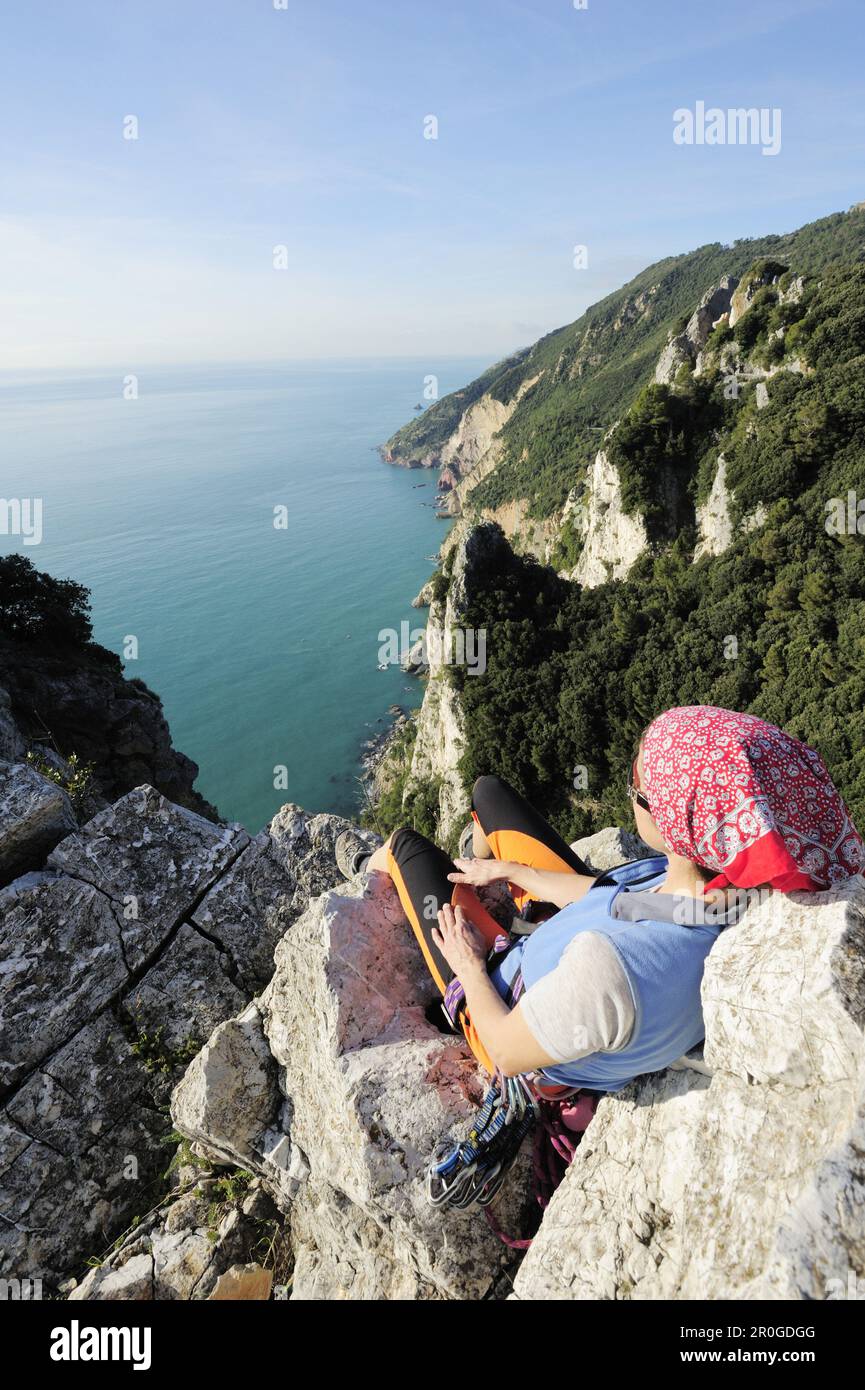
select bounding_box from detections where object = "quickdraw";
[426,1072,539,1211]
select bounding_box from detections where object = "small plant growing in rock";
[206,1170,254,1243]
[430,570,450,603]
[127,1019,201,1076]
[163,1132,211,1183]
[26,748,95,814]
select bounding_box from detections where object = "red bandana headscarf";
[642,705,864,893]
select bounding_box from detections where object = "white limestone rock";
[191,803,359,992]
[571,826,655,873]
[0,872,129,1089]
[563,449,648,587]
[0,1013,174,1287]
[400,524,512,841]
[69,1177,282,1301]
[173,870,532,1300]
[412,580,435,609]
[653,334,692,386]
[69,1252,155,1302]
[0,788,355,1291]
[47,784,249,969]
[694,455,735,560]
[729,265,781,327]
[171,1004,280,1172]
[655,277,738,384]
[439,391,515,478]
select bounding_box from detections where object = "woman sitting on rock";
[339,705,863,1090]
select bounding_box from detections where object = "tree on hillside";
[0,554,93,646]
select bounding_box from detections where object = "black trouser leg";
[470,774,592,878]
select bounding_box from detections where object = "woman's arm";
[432,903,558,1077]
[448,857,595,910]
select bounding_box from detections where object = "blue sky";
[1,0,863,369]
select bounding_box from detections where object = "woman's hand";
[432,903,488,979]
[447,857,512,889]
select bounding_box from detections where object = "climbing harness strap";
[441,932,520,1031]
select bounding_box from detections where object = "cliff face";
[381,350,532,471]
[395,523,522,847]
[560,446,649,585]
[6,713,864,1302]
[514,875,865,1300]
[59,824,865,1303]
[382,205,865,591]
[0,780,359,1292]
[5,204,865,1303]
[373,207,865,851]
[0,638,218,822]
[386,282,796,832]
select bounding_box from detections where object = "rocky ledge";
[48,816,865,1302]
[0,778,360,1292]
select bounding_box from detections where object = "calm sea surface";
[0,358,488,829]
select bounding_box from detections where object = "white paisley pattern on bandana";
[642,706,865,889]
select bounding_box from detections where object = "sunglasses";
[627,757,651,813]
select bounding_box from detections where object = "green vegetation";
[377,211,865,844]
[605,378,730,539]
[454,515,865,846]
[204,1170,254,1242]
[0,554,93,646]
[359,713,445,840]
[430,570,450,602]
[549,514,585,571]
[723,264,865,520]
[387,206,865,521]
[163,1132,211,1181]
[26,749,95,813]
[383,350,531,465]
[125,1011,202,1078]
[359,716,416,836]
[445,246,865,844]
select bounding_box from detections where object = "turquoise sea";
[0,359,488,830]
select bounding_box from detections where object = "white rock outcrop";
[69,1175,284,1301]
[562,449,649,587]
[435,375,543,525]
[172,871,530,1299]
[655,276,739,384]
[399,524,512,843]
[0,759,76,885]
[0,787,360,1290]
[165,831,865,1303]
[694,455,735,560]
[439,393,515,477]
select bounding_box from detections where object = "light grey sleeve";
[518,931,635,1064]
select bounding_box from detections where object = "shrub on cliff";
[0,555,93,647]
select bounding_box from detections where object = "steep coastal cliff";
[0,560,218,831]
[373,204,865,849]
